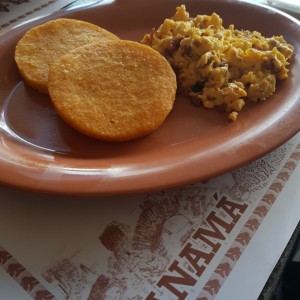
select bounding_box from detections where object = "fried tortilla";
[48,40,177,141]
[15,18,119,94]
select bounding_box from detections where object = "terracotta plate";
[0,0,300,196]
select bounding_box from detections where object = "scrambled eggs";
[141,5,294,120]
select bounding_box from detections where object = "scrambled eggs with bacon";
[141,5,294,120]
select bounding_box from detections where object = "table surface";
[0,1,300,300]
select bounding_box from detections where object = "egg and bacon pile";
[141,5,294,120]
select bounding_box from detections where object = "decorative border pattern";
[0,0,57,31]
[0,244,56,300]
[0,1,30,13]
[197,143,300,299]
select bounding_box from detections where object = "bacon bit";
[164,37,183,57]
[182,44,192,57]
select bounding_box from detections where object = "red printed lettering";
[148,194,249,299]
[179,242,211,277]
[216,196,248,223]
[193,211,228,252]
[156,260,197,299]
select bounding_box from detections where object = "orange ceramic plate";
[0,0,300,196]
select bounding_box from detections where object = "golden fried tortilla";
[48,40,177,142]
[15,18,118,93]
